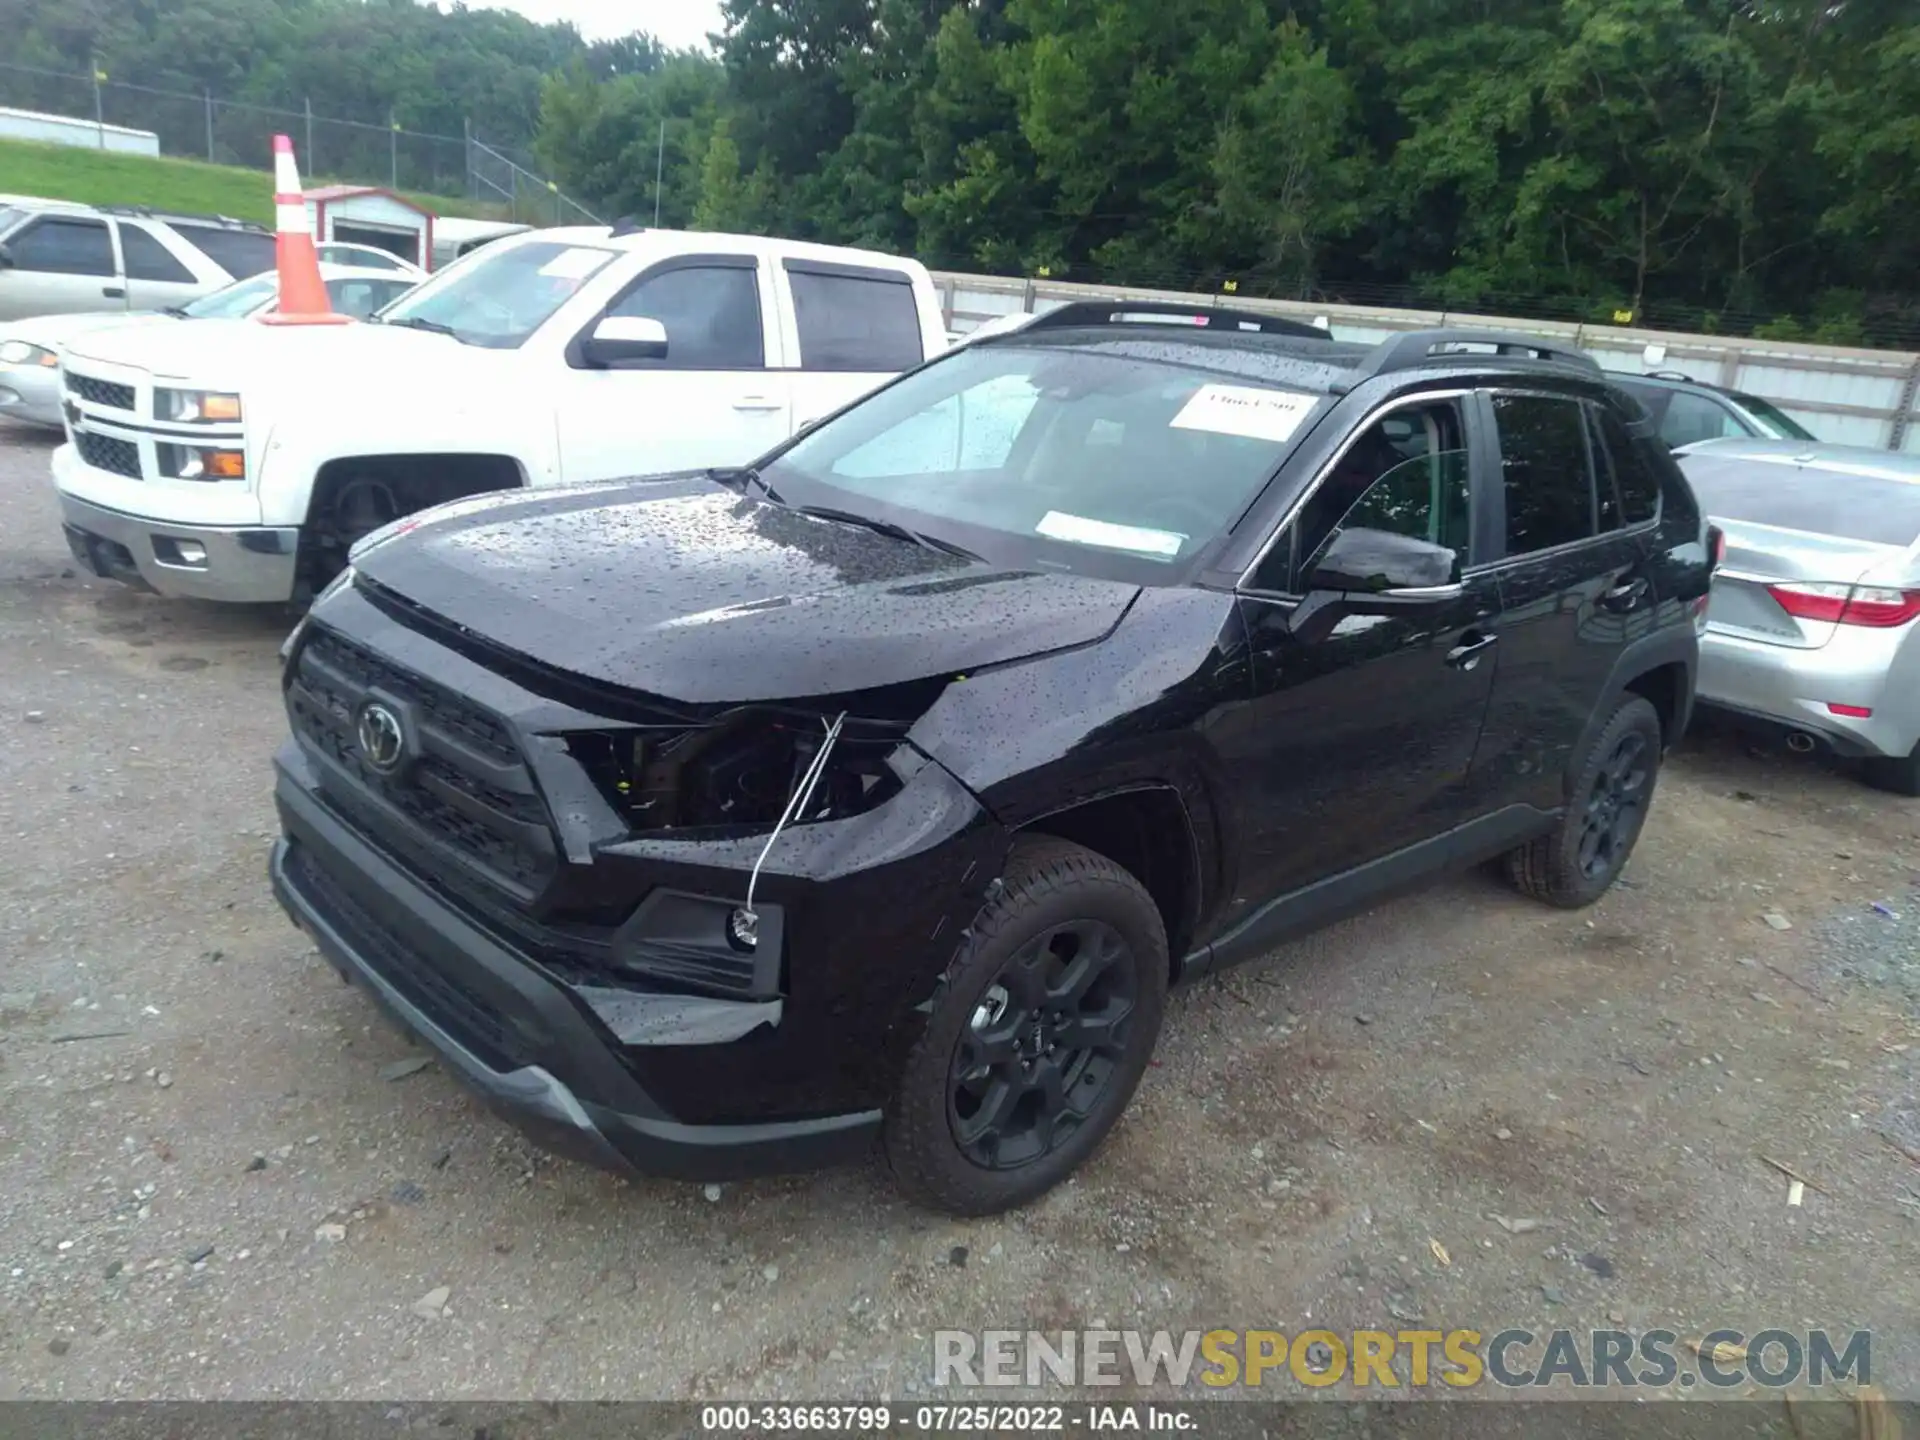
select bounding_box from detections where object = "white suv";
[0,202,279,323]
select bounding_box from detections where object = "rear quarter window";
[1685,460,1920,548]
[787,265,925,372]
[173,225,274,279]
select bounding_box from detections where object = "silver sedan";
[1678,439,1920,794]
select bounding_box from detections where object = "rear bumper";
[1698,628,1919,761]
[57,488,299,604]
[269,753,884,1182]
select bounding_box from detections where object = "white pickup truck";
[51,226,948,604]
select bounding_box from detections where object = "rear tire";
[1864,743,1920,798]
[884,838,1168,1216]
[1506,696,1664,909]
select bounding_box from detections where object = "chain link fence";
[0,60,592,225]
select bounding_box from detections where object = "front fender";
[253,411,559,527]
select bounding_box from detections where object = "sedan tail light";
[1765,582,1920,629]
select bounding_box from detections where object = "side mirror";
[1304,526,1460,597]
[0,242,14,269]
[582,314,667,367]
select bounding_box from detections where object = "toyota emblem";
[356,702,406,773]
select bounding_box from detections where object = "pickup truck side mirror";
[582,315,667,367]
[0,242,14,269]
[1288,527,1463,641]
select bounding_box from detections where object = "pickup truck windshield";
[762,342,1322,564]
[377,239,615,348]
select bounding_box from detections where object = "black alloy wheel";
[885,837,1169,1215]
[1577,730,1651,881]
[947,919,1139,1170]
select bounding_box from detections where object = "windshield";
[376,238,615,348]
[180,273,278,318]
[1733,394,1818,441]
[763,342,1324,568]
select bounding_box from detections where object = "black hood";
[353,478,1143,705]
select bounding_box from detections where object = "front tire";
[885,838,1168,1216]
[1506,696,1664,909]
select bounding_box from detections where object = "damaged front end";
[274,583,1011,1132]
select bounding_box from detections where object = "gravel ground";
[2,421,1918,1403]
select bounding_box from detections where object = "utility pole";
[91,56,105,148]
[653,116,666,228]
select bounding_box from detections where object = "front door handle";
[102,285,126,299]
[732,396,782,412]
[1446,632,1499,670]
[1601,577,1651,611]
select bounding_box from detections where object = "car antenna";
[608,215,647,238]
[738,712,847,945]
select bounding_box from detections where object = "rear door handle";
[102,285,125,299]
[1446,632,1499,670]
[1602,577,1651,610]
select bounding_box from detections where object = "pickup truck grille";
[66,372,135,411]
[74,430,141,479]
[287,626,556,900]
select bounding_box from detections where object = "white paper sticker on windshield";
[1036,511,1185,558]
[1169,384,1317,444]
[537,247,609,280]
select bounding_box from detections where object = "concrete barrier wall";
[934,271,1920,454]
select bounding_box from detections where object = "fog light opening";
[175,540,208,565]
[726,907,759,952]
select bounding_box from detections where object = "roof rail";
[1019,298,1330,341]
[97,204,265,231]
[1359,328,1601,381]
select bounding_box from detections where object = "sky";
[476,0,728,50]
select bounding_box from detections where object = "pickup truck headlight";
[0,340,57,368]
[158,443,246,480]
[155,387,242,423]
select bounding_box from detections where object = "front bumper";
[58,490,299,603]
[0,364,61,428]
[1698,626,1919,761]
[269,752,887,1182]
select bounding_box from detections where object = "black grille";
[288,626,556,899]
[74,430,141,478]
[66,372,135,410]
[286,843,524,1070]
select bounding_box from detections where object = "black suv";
[269,304,1712,1215]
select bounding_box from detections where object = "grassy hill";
[0,137,503,223]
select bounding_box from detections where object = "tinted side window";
[1253,400,1468,591]
[788,268,925,372]
[1493,393,1597,555]
[1592,405,1663,525]
[9,218,115,276]
[174,226,274,279]
[119,224,195,283]
[609,265,764,369]
[1659,390,1748,449]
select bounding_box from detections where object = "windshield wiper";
[382,316,460,339]
[708,466,784,505]
[796,505,982,562]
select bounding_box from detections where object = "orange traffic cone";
[256,134,351,327]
